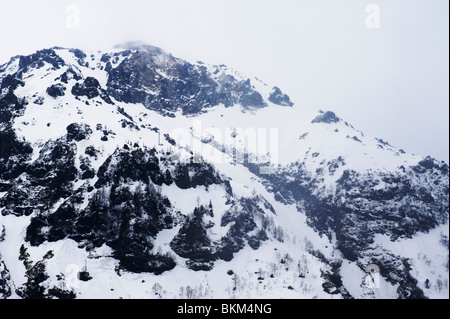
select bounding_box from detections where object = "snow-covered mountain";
[0,43,448,299]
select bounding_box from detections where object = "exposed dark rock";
[0,75,27,123]
[77,271,92,281]
[251,154,448,296]
[357,249,426,299]
[0,128,33,161]
[71,77,113,104]
[164,133,176,146]
[26,179,177,274]
[173,162,222,189]
[100,53,110,63]
[1,138,77,216]
[84,145,98,157]
[69,49,86,60]
[46,83,66,98]
[106,48,267,114]
[69,48,87,66]
[0,127,33,182]
[58,67,82,84]
[268,86,293,107]
[170,205,215,270]
[19,144,235,274]
[312,111,341,124]
[0,253,12,298]
[95,148,162,187]
[217,197,268,261]
[18,49,65,73]
[66,123,92,142]
[1,74,24,90]
[413,156,449,175]
[33,96,44,105]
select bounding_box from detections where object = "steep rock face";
[94,147,223,189]
[1,137,77,217]
[69,48,87,66]
[311,111,341,124]
[357,248,426,299]
[0,228,11,299]
[250,155,449,297]
[218,197,269,260]
[106,46,267,114]
[0,253,12,299]
[0,128,33,180]
[0,73,32,181]
[0,74,27,123]
[26,180,178,274]
[172,162,223,189]
[268,86,294,107]
[71,77,113,104]
[170,197,271,270]
[17,143,256,275]
[259,157,448,254]
[170,205,216,271]
[66,123,92,142]
[57,67,82,84]
[46,83,66,98]
[17,49,65,73]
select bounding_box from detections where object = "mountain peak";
[113,41,167,54]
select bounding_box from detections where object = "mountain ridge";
[0,45,448,299]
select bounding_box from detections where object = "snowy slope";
[0,45,448,299]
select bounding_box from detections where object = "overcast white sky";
[1,0,448,162]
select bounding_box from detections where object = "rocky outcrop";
[268,86,293,107]
[170,205,216,271]
[71,77,113,104]
[170,198,270,270]
[251,155,449,298]
[0,253,12,299]
[46,83,66,98]
[17,49,65,73]
[312,111,341,124]
[106,46,267,114]
[66,123,92,142]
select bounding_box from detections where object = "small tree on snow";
[436,279,443,292]
[297,261,306,278]
[0,225,5,242]
[270,263,278,276]
[179,286,184,298]
[274,226,285,242]
[186,286,194,299]
[232,273,239,291]
[257,268,264,280]
[152,283,162,296]
[56,273,67,290]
